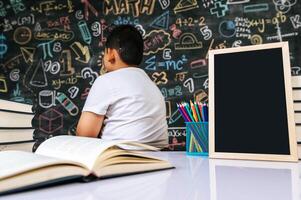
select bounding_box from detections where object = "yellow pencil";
[190,100,199,122]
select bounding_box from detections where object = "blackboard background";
[0,0,300,151]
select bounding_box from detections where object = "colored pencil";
[203,103,208,122]
[190,100,199,122]
[183,102,195,122]
[197,102,203,122]
[176,100,209,153]
[177,103,190,122]
[194,101,202,122]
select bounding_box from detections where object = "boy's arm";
[76,111,104,138]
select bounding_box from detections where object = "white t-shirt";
[82,67,168,148]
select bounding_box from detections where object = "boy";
[76,25,168,149]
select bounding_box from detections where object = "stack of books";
[291,76,301,159]
[0,99,34,152]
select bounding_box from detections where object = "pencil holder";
[185,122,208,156]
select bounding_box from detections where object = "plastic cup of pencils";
[185,122,208,156]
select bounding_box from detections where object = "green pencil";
[194,101,202,122]
[183,102,195,122]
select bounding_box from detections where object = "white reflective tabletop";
[1,152,300,200]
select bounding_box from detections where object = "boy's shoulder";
[94,69,125,86]
[99,67,144,79]
[95,70,119,81]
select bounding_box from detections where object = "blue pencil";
[202,103,208,122]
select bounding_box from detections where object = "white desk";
[1,152,301,200]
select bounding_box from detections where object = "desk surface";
[1,152,301,200]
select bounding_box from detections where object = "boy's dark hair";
[105,25,144,66]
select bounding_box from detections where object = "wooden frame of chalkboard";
[209,42,298,162]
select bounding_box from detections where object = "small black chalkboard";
[209,42,298,162]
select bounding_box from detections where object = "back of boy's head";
[105,25,144,66]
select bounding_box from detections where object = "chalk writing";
[56,92,79,116]
[159,0,170,10]
[150,11,169,30]
[44,60,60,75]
[290,15,301,29]
[250,34,263,45]
[219,20,236,38]
[10,0,26,14]
[194,89,208,103]
[210,1,228,18]
[60,50,74,76]
[163,48,172,60]
[273,0,296,14]
[174,0,198,13]
[292,66,301,75]
[174,72,188,82]
[30,60,48,88]
[175,32,202,50]
[53,42,62,52]
[81,0,98,20]
[81,67,98,85]
[68,86,79,99]
[165,101,172,118]
[168,109,182,124]
[78,20,92,44]
[70,42,91,63]
[13,26,32,45]
[161,86,182,98]
[144,30,171,55]
[52,76,78,89]
[20,47,35,64]
[31,0,74,14]
[9,69,20,81]
[47,17,70,31]
[183,78,194,93]
[39,108,63,133]
[0,34,7,59]
[243,3,269,13]
[38,41,54,59]
[103,0,156,17]
[34,29,74,41]
[169,24,182,39]
[152,71,168,85]
[113,16,139,26]
[39,90,56,108]
[0,75,8,93]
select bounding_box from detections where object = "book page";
[35,136,136,170]
[0,151,71,180]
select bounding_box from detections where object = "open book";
[0,136,173,195]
